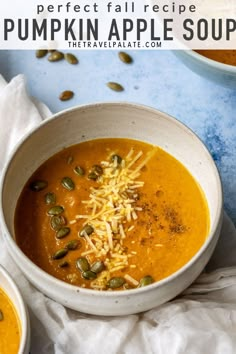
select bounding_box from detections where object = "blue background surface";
[1,50,236,223]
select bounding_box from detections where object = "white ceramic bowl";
[175,50,236,89]
[0,265,30,353]
[0,103,223,316]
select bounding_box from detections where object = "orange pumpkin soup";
[15,138,209,290]
[196,50,236,66]
[0,288,21,353]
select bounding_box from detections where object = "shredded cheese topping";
[75,148,156,289]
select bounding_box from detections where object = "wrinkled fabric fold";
[0,75,236,354]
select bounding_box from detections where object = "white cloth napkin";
[1,75,236,354]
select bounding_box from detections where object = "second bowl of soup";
[175,50,236,89]
[1,103,223,315]
[0,265,30,354]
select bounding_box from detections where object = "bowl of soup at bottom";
[0,265,30,353]
[0,103,223,316]
[175,50,236,89]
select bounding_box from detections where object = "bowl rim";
[180,49,236,73]
[0,101,223,299]
[0,264,29,353]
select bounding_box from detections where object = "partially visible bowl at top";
[175,50,236,89]
[0,265,30,353]
[0,102,223,316]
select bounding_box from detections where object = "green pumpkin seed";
[79,224,94,237]
[48,51,64,62]
[90,261,105,274]
[65,53,79,64]
[58,260,69,268]
[59,90,74,101]
[45,192,56,205]
[107,82,124,92]
[61,177,75,191]
[66,239,80,250]
[76,257,90,272]
[56,227,70,239]
[52,248,68,260]
[36,49,48,58]
[92,165,103,176]
[111,154,122,164]
[74,166,85,176]
[0,310,3,321]
[139,275,154,287]
[47,205,64,216]
[88,172,98,180]
[108,277,125,289]
[30,180,48,192]
[82,270,97,280]
[118,51,133,64]
[50,215,66,230]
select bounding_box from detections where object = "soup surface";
[0,287,21,353]
[15,138,209,290]
[196,50,236,66]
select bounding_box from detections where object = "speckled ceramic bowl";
[0,103,223,316]
[175,50,236,89]
[0,265,30,353]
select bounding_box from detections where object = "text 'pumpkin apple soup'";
[0,287,21,354]
[15,138,209,290]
